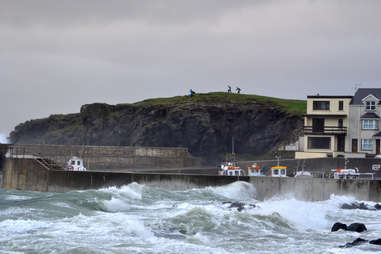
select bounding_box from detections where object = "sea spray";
[1,181,381,253]
[0,133,8,144]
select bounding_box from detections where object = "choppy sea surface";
[1,173,381,254]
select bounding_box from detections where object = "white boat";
[270,166,287,177]
[218,137,243,176]
[295,171,313,178]
[65,156,87,171]
[219,162,243,176]
[248,163,264,176]
[332,168,359,179]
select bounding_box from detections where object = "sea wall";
[2,158,48,191]
[7,144,195,170]
[2,158,240,192]
[3,158,381,202]
[0,144,9,171]
[249,177,375,201]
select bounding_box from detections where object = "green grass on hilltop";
[125,92,306,116]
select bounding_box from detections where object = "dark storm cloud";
[1,0,381,135]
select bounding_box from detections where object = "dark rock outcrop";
[9,93,305,162]
[340,238,368,248]
[341,202,381,211]
[223,201,257,212]
[331,222,347,232]
[340,238,381,248]
[331,222,367,233]
[341,202,370,210]
[369,239,381,245]
[347,223,367,233]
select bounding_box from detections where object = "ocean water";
[1,175,381,254]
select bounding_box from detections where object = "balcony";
[304,126,347,135]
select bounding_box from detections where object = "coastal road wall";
[3,157,381,202]
[6,144,195,170]
[242,158,381,177]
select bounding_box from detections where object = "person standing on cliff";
[227,85,232,93]
[190,89,196,97]
[236,87,241,94]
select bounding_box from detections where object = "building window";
[361,139,373,151]
[338,119,343,128]
[308,137,331,149]
[339,101,344,111]
[362,119,379,130]
[366,101,376,110]
[312,118,325,132]
[313,101,330,110]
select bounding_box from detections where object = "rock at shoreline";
[340,238,368,248]
[347,223,367,233]
[331,222,347,232]
[341,202,381,211]
[223,201,257,212]
[369,239,381,245]
[331,222,367,233]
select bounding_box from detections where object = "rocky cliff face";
[10,93,305,162]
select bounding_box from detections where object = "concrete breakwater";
[3,157,381,202]
[0,144,8,170]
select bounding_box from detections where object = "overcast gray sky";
[1,0,381,136]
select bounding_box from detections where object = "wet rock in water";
[340,238,368,248]
[228,202,246,212]
[369,239,381,245]
[341,202,381,210]
[347,223,367,233]
[223,202,256,212]
[331,222,348,232]
[341,202,372,210]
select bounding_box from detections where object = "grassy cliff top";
[129,92,306,116]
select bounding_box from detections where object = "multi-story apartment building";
[296,95,353,158]
[348,88,381,155]
[296,88,381,159]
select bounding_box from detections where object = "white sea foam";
[255,198,331,230]
[101,183,144,212]
[5,195,32,201]
[209,181,256,200]
[100,182,143,200]
[3,184,381,253]
[0,207,35,217]
[0,219,48,234]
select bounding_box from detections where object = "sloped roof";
[351,88,381,105]
[361,112,380,119]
